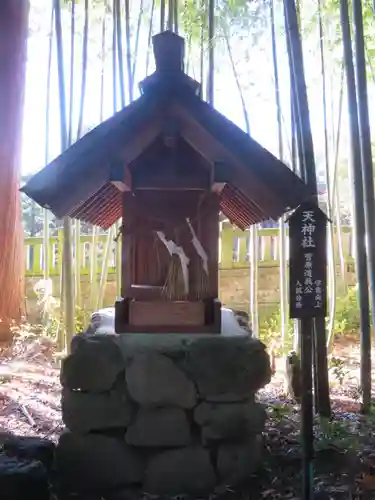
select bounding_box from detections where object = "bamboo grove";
[1,0,375,412]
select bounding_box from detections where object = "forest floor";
[0,332,375,499]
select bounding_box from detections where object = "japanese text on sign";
[301,210,316,249]
[289,203,327,318]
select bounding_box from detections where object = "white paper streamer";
[156,231,190,295]
[186,218,209,275]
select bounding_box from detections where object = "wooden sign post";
[289,201,327,500]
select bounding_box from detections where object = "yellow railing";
[24,224,354,277]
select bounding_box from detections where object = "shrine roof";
[22,31,312,230]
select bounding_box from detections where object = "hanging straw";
[186,218,209,300]
[157,231,189,301]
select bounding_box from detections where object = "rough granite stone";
[144,447,216,495]
[126,407,191,447]
[194,401,266,442]
[55,327,270,494]
[60,335,125,392]
[126,353,196,408]
[55,431,143,491]
[217,434,263,485]
[62,383,134,432]
[182,337,271,400]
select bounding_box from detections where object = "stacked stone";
[56,333,271,496]
[0,435,55,500]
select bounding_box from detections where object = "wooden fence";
[24,224,355,277]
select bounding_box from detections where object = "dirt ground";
[1,333,375,499]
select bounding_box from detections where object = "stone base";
[57,330,271,495]
[0,435,55,500]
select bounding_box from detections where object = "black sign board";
[289,201,327,319]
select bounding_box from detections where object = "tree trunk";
[284,0,331,418]
[224,29,258,336]
[317,0,336,358]
[54,0,75,353]
[207,0,215,106]
[340,0,371,413]
[0,0,29,341]
[352,0,375,343]
[270,0,288,348]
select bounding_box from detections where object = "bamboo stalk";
[250,226,259,337]
[112,0,118,112]
[290,61,300,354]
[224,29,258,335]
[340,0,371,413]
[132,0,144,84]
[57,229,64,348]
[54,0,75,353]
[224,31,250,134]
[168,0,173,30]
[43,7,54,285]
[186,33,192,75]
[74,221,81,308]
[115,221,122,298]
[87,1,107,316]
[77,0,88,139]
[353,0,375,340]
[124,0,133,103]
[207,0,215,105]
[173,0,179,33]
[115,0,126,107]
[317,0,336,350]
[284,0,331,418]
[69,0,78,312]
[160,0,165,31]
[100,2,107,113]
[68,0,76,147]
[72,1,85,311]
[115,0,142,302]
[96,227,114,309]
[330,64,346,293]
[89,227,99,313]
[270,0,288,347]
[145,0,156,76]
[333,188,347,293]
[199,0,205,99]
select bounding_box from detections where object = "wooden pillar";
[121,192,135,297]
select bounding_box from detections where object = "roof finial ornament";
[152,30,185,73]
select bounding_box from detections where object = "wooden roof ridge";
[21,30,313,229]
[168,84,312,216]
[21,90,162,217]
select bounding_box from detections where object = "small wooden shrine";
[22,30,312,334]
